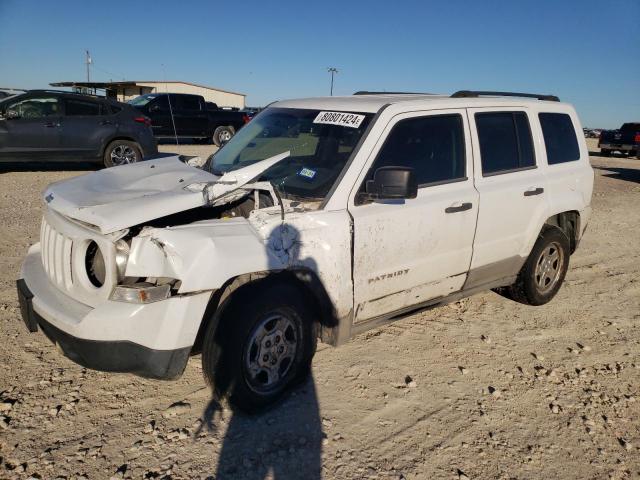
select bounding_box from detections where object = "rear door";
[350,109,479,322]
[466,108,549,287]
[0,94,62,161]
[59,97,117,160]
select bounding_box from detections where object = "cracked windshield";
[209,107,373,200]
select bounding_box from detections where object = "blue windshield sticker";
[298,167,317,180]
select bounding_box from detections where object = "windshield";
[209,107,373,201]
[128,94,158,106]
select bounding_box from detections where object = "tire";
[504,226,570,306]
[600,149,610,157]
[103,140,142,168]
[201,281,317,413]
[212,126,235,147]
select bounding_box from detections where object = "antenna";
[161,63,179,145]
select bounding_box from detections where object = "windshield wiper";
[270,180,286,222]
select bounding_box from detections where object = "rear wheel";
[503,226,570,306]
[103,140,142,168]
[212,126,235,147]
[201,282,317,413]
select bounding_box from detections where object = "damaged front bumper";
[17,244,212,379]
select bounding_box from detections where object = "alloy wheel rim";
[534,241,563,293]
[219,130,232,142]
[110,145,137,165]
[244,312,298,393]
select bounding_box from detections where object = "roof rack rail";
[353,91,434,95]
[451,90,560,102]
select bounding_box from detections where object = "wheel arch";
[191,268,342,354]
[544,210,580,254]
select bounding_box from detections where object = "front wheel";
[503,226,570,306]
[103,140,142,168]
[212,126,235,147]
[201,282,317,413]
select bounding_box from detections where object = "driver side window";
[5,96,60,119]
[359,113,466,199]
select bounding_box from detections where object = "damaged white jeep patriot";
[18,90,594,411]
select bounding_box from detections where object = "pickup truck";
[129,93,248,146]
[17,90,593,412]
[598,122,640,157]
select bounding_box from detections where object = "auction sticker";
[313,111,365,128]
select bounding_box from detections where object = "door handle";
[524,187,544,196]
[445,202,473,213]
[44,122,60,128]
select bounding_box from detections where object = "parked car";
[129,93,248,146]
[0,90,158,167]
[598,122,640,157]
[583,127,599,138]
[17,90,593,412]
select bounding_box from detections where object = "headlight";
[85,241,106,287]
[115,239,130,280]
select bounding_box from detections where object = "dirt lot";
[0,139,638,480]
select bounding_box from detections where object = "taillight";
[634,132,640,144]
[243,114,250,124]
[134,116,152,127]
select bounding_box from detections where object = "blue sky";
[0,0,638,128]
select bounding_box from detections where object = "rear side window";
[475,112,535,175]
[365,114,466,187]
[539,113,580,164]
[175,95,201,111]
[65,99,103,116]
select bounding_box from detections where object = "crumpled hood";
[43,152,289,234]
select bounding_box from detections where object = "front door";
[0,95,62,161]
[171,94,208,137]
[349,110,479,322]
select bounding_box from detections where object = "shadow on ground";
[593,165,640,185]
[198,376,324,480]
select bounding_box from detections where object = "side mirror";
[364,166,417,200]
[149,104,161,112]
[5,109,20,120]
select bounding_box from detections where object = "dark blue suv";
[0,90,158,167]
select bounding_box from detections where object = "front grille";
[40,217,73,291]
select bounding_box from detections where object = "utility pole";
[85,50,92,83]
[327,67,338,96]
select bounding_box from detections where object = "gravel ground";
[0,139,638,479]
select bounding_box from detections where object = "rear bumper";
[140,134,159,159]
[17,244,211,379]
[599,143,636,151]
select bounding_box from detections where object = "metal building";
[49,80,246,109]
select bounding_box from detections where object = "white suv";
[17,90,593,411]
